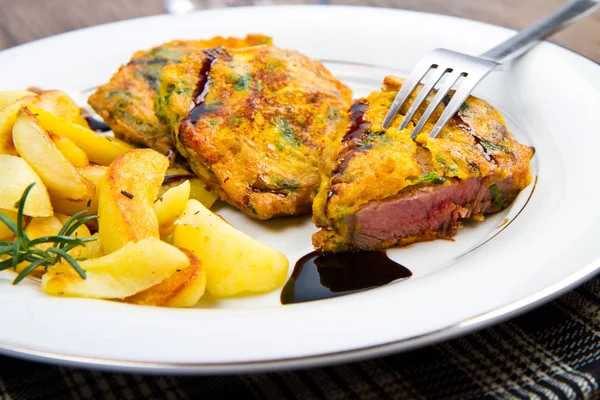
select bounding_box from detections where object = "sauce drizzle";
[182,48,224,127]
[281,250,412,305]
[342,100,371,143]
[331,100,373,182]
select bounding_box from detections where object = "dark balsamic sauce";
[84,116,111,132]
[342,100,371,143]
[280,251,412,305]
[471,132,496,163]
[456,115,496,164]
[181,49,223,128]
[330,101,373,183]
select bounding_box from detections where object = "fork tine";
[428,70,493,138]
[398,66,450,131]
[410,70,463,139]
[382,59,434,129]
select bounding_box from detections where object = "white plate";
[1,5,600,374]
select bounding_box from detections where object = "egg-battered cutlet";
[88,34,272,159]
[312,76,535,252]
[155,45,352,219]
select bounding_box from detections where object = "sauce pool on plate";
[281,250,412,305]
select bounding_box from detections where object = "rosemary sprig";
[0,183,98,285]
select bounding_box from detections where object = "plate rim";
[1,4,600,374]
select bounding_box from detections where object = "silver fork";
[383,0,599,139]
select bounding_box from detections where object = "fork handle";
[480,0,599,63]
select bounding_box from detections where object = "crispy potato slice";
[50,164,107,219]
[41,238,189,299]
[0,90,35,109]
[173,199,289,297]
[0,208,17,240]
[28,106,133,165]
[0,100,32,155]
[0,154,53,217]
[98,149,169,254]
[162,168,218,209]
[50,133,89,167]
[12,108,95,201]
[0,90,88,155]
[154,180,190,237]
[125,248,205,307]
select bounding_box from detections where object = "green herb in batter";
[418,172,447,185]
[275,117,302,147]
[480,139,511,153]
[489,184,504,209]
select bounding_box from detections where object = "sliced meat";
[349,175,517,250]
[312,75,534,252]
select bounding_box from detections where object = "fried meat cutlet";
[312,76,535,252]
[88,34,272,158]
[156,45,353,219]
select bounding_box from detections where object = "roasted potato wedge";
[0,154,53,216]
[162,168,218,209]
[0,208,17,240]
[0,90,88,155]
[50,164,107,218]
[125,248,205,307]
[0,90,35,109]
[49,133,89,167]
[12,108,95,201]
[173,199,289,297]
[29,105,134,165]
[41,238,189,299]
[98,149,169,254]
[0,96,35,155]
[154,180,190,237]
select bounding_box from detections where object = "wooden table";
[0,0,599,62]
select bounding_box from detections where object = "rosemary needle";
[0,183,98,285]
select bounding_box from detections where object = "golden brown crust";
[87,34,272,157]
[157,45,353,219]
[312,75,534,252]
